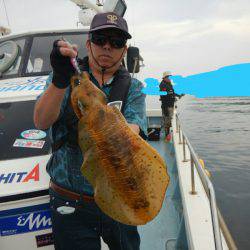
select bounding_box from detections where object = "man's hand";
[50,40,78,89]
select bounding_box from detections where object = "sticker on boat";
[0,164,40,184]
[13,139,45,149]
[0,204,52,236]
[21,129,46,140]
[35,233,54,247]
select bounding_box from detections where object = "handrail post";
[182,135,188,162]
[176,114,179,133]
[190,155,197,195]
[178,124,182,144]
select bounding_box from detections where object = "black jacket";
[159,80,179,107]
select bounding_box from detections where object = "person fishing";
[159,71,180,141]
[34,12,147,250]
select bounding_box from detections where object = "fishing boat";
[0,0,236,249]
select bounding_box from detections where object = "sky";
[1,0,250,83]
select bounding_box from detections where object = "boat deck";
[138,136,186,250]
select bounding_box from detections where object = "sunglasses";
[90,33,127,49]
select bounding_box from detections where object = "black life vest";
[159,80,176,106]
[52,57,132,151]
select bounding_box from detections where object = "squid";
[70,72,170,225]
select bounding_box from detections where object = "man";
[34,12,147,250]
[159,71,179,141]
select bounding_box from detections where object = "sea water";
[175,96,250,250]
[146,95,250,249]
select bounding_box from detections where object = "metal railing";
[175,113,237,250]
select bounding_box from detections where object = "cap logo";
[107,14,118,24]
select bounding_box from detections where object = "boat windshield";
[0,31,88,79]
[0,100,51,160]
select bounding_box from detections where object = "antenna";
[96,0,103,6]
[71,0,103,26]
[71,0,103,13]
[3,0,10,27]
[71,0,127,27]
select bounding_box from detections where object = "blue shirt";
[39,72,147,195]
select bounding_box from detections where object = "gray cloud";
[1,0,79,32]
[126,0,250,23]
[125,0,250,80]
[1,0,250,81]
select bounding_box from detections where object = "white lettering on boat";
[17,213,52,230]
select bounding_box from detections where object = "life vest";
[52,57,131,151]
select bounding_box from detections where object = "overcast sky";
[1,0,250,81]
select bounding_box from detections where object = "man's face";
[86,28,127,70]
[164,76,171,82]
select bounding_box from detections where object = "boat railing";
[175,113,237,250]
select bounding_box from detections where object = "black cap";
[89,12,132,39]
